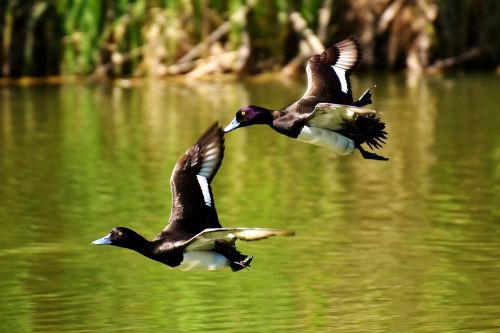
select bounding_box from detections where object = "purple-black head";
[92,227,147,251]
[224,105,273,133]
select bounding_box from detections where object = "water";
[1,74,499,332]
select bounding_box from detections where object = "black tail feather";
[354,114,387,150]
[338,113,388,160]
[353,88,372,107]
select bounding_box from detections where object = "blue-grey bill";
[92,233,112,245]
[223,118,240,133]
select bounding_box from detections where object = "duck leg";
[214,241,253,272]
[229,256,253,272]
[356,143,389,161]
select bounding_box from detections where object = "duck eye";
[241,111,246,116]
[118,231,123,236]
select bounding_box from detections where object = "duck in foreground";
[224,37,388,161]
[92,123,294,272]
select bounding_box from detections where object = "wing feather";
[306,103,377,130]
[158,123,225,240]
[303,37,362,104]
[181,228,295,252]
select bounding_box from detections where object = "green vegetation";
[0,0,498,79]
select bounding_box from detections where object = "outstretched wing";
[302,37,362,104]
[158,123,225,241]
[306,103,377,130]
[180,228,295,252]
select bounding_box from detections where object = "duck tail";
[353,88,372,107]
[354,114,387,150]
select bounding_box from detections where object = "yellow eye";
[241,111,246,116]
[118,231,123,236]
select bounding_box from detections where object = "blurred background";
[1,1,500,333]
[1,0,499,79]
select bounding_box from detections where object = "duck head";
[92,227,149,251]
[224,105,273,133]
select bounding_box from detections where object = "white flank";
[333,66,348,93]
[177,251,229,271]
[196,175,212,207]
[297,126,355,155]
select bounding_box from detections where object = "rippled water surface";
[1,74,499,332]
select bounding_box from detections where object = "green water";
[0,74,499,332]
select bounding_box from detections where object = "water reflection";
[0,74,499,332]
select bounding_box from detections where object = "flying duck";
[92,123,294,272]
[224,37,388,160]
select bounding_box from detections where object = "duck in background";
[92,123,294,272]
[224,37,388,161]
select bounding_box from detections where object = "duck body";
[224,37,388,160]
[92,124,294,272]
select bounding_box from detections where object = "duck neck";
[125,234,154,258]
[257,107,276,126]
[269,109,302,137]
[147,238,184,267]
[132,238,180,266]
[271,110,281,121]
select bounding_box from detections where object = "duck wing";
[306,103,376,130]
[180,228,295,251]
[302,37,362,104]
[157,123,225,241]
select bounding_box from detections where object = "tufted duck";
[224,37,388,160]
[92,123,294,272]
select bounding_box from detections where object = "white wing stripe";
[196,175,212,207]
[332,67,348,93]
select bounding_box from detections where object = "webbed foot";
[230,256,253,272]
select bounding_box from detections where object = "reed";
[0,0,498,79]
